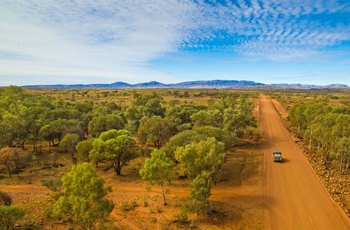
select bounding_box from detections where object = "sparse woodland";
[0,86,260,229]
[269,91,350,174]
[1,86,349,228]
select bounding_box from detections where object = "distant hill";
[270,83,349,89]
[22,80,349,89]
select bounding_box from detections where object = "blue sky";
[1,0,350,86]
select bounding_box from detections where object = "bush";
[121,200,138,211]
[0,205,25,230]
[49,192,62,201]
[41,177,62,192]
[0,191,12,206]
[175,208,188,224]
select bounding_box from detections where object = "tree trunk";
[161,184,166,205]
[115,161,121,175]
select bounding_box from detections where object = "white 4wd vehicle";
[273,150,282,162]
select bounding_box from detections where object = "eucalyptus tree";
[132,91,164,117]
[75,138,94,163]
[332,137,350,174]
[60,134,80,163]
[139,149,175,205]
[186,171,212,214]
[39,119,78,150]
[175,137,225,181]
[0,105,30,148]
[194,126,237,150]
[175,137,226,214]
[306,114,337,162]
[162,130,203,160]
[137,116,172,149]
[89,129,136,175]
[190,110,215,127]
[88,113,124,137]
[53,163,114,230]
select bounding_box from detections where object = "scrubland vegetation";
[0,86,261,229]
[1,86,349,228]
[269,91,350,173]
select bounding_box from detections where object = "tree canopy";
[139,149,175,205]
[175,137,226,214]
[53,163,114,230]
[89,129,136,175]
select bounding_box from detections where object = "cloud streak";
[183,0,350,60]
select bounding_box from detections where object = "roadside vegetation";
[0,86,261,229]
[268,91,350,216]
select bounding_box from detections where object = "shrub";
[0,205,25,230]
[0,191,12,206]
[121,200,138,211]
[175,208,188,224]
[49,192,62,201]
[41,177,62,192]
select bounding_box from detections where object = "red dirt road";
[260,95,350,230]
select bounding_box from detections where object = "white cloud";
[0,0,201,84]
[0,0,349,85]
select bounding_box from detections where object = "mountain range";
[23,80,349,89]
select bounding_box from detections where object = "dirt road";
[260,94,350,230]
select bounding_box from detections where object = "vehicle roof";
[273,150,282,154]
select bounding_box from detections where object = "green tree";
[52,163,114,230]
[175,137,225,214]
[332,137,350,174]
[191,110,223,128]
[288,103,307,134]
[179,105,199,124]
[0,205,25,230]
[79,111,93,136]
[74,100,94,114]
[39,119,77,149]
[139,149,175,205]
[175,137,225,181]
[88,114,125,137]
[60,134,80,163]
[0,106,29,148]
[137,116,172,149]
[306,114,336,162]
[186,172,212,214]
[162,130,203,160]
[194,126,237,150]
[124,106,142,133]
[89,129,136,175]
[164,106,182,130]
[76,138,94,163]
[27,118,44,153]
[132,91,164,117]
[39,124,57,151]
[332,114,350,138]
